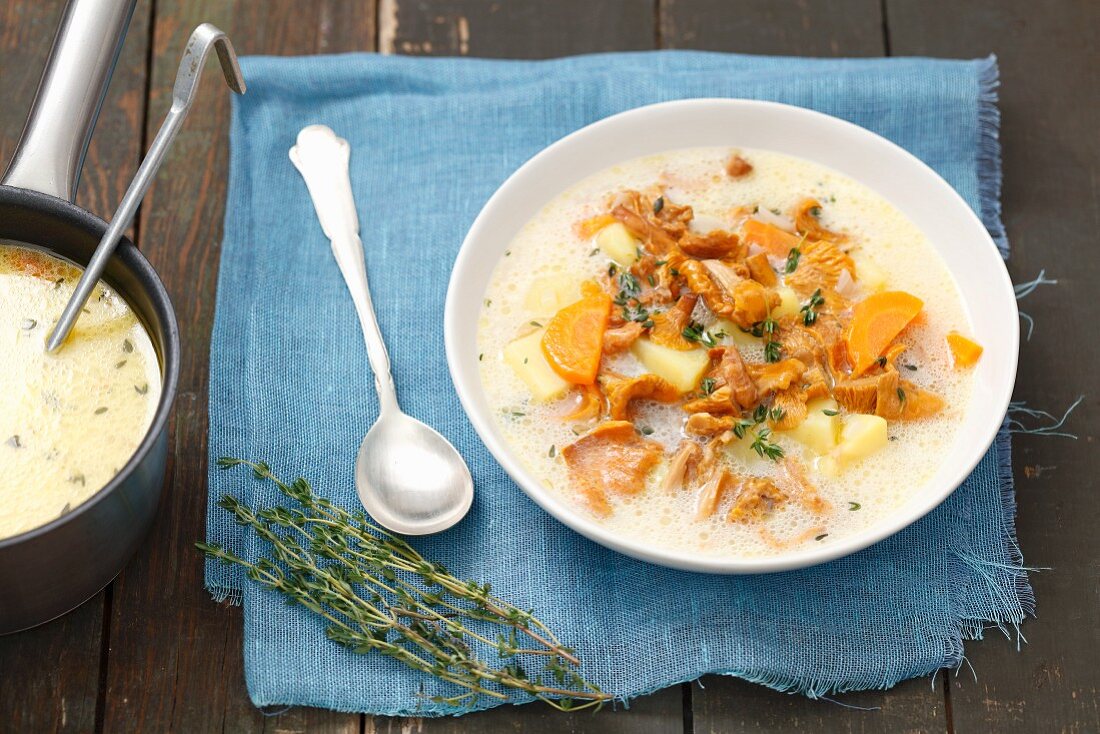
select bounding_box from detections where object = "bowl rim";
[444,98,1019,574]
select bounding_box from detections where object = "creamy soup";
[0,245,162,540]
[477,147,981,558]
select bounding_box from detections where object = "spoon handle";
[290,125,400,415]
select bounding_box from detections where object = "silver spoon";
[289,125,474,535]
[46,23,245,352]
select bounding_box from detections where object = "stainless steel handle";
[45,24,245,352]
[289,125,402,416]
[1,0,138,201]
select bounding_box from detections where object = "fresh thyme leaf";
[135,383,149,395]
[749,427,785,462]
[115,360,127,369]
[822,409,839,416]
[809,205,822,218]
[639,426,655,436]
[814,533,828,541]
[903,363,918,371]
[548,445,556,458]
[647,274,656,287]
[897,387,907,403]
[784,247,801,274]
[800,289,824,326]
[200,460,609,712]
[875,356,887,368]
[530,321,542,328]
[681,321,722,348]
[653,196,664,214]
[764,340,782,363]
[589,247,600,256]
[769,406,786,423]
[505,250,511,257]
[698,377,717,397]
[732,418,754,440]
[848,502,861,511]
[752,404,768,424]
[94,407,108,415]
[478,353,484,361]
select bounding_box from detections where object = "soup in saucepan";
[1,244,162,540]
[477,147,983,557]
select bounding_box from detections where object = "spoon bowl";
[356,412,474,535]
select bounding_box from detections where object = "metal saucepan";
[0,0,180,633]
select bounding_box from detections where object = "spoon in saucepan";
[46,23,245,352]
[290,125,474,535]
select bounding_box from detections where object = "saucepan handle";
[1,0,138,202]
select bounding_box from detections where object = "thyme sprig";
[198,459,609,712]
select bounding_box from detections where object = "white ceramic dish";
[444,99,1018,574]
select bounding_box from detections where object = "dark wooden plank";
[379,0,656,57]
[99,2,374,732]
[660,0,886,56]
[0,0,152,730]
[368,687,684,734]
[886,1,1100,731]
[659,2,951,730]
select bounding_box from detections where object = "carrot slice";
[845,291,924,375]
[946,331,983,369]
[542,291,611,384]
[740,219,802,257]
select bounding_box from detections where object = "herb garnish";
[822,409,839,417]
[697,377,717,397]
[548,445,556,458]
[135,383,149,395]
[784,247,801,274]
[653,196,664,214]
[94,407,108,415]
[200,460,609,711]
[848,502,861,511]
[814,533,829,542]
[613,271,652,324]
[750,428,785,461]
[800,289,824,326]
[896,388,907,403]
[732,406,785,462]
[122,338,134,353]
[681,321,725,348]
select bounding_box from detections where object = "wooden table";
[2,1,1096,731]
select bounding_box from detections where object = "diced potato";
[836,414,888,464]
[716,318,760,349]
[596,222,640,266]
[523,275,583,316]
[772,286,800,318]
[784,398,840,455]
[856,258,888,292]
[630,337,709,393]
[503,328,569,402]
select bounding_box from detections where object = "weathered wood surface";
[1,0,1097,732]
[887,1,1100,731]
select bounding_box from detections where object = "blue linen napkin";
[206,51,1028,715]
